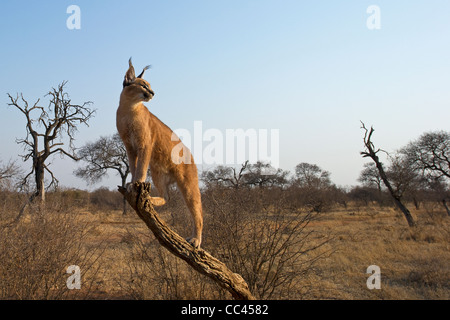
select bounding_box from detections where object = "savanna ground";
[0,187,448,300]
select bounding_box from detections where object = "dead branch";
[360,121,416,227]
[118,182,256,300]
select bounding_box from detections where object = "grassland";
[0,190,448,300]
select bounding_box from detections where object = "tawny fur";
[116,59,203,248]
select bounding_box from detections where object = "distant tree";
[75,133,130,214]
[244,161,289,189]
[202,161,289,190]
[426,179,450,216]
[292,162,331,189]
[401,131,450,215]
[202,161,250,189]
[386,153,423,208]
[348,186,382,206]
[358,162,383,192]
[289,162,334,213]
[358,162,387,206]
[7,82,95,220]
[0,159,21,190]
[401,131,450,182]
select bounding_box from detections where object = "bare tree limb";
[49,147,80,161]
[118,182,256,300]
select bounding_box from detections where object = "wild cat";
[116,59,203,248]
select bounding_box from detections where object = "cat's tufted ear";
[137,65,151,79]
[123,57,136,87]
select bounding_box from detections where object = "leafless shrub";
[121,230,224,300]
[89,187,125,213]
[0,160,22,190]
[202,187,332,299]
[118,185,331,300]
[406,257,450,290]
[0,210,104,299]
[45,189,90,213]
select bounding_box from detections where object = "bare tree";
[290,163,334,212]
[401,131,450,181]
[426,179,450,216]
[293,162,331,189]
[359,162,383,192]
[7,81,95,219]
[401,131,450,215]
[202,161,289,190]
[0,159,21,189]
[244,161,289,188]
[75,133,130,214]
[202,161,250,189]
[360,122,415,227]
[387,153,424,209]
[358,162,387,206]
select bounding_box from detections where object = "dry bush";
[89,187,126,213]
[118,186,331,300]
[0,191,27,220]
[117,186,226,299]
[0,210,104,299]
[47,187,127,214]
[45,189,90,212]
[201,187,332,299]
[407,257,449,288]
[400,212,450,243]
[1,184,443,300]
[120,230,225,300]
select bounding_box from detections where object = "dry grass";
[0,191,448,300]
[304,205,450,299]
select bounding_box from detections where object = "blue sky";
[1,1,450,190]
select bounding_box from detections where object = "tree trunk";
[374,159,416,227]
[15,161,46,222]
[442,199,450,217]
[391,197,416,227]
[35,162,45,204]
[413,197,420,210]
[122,197,128,215]
[118,182,255,300]
[121,175,128,215]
